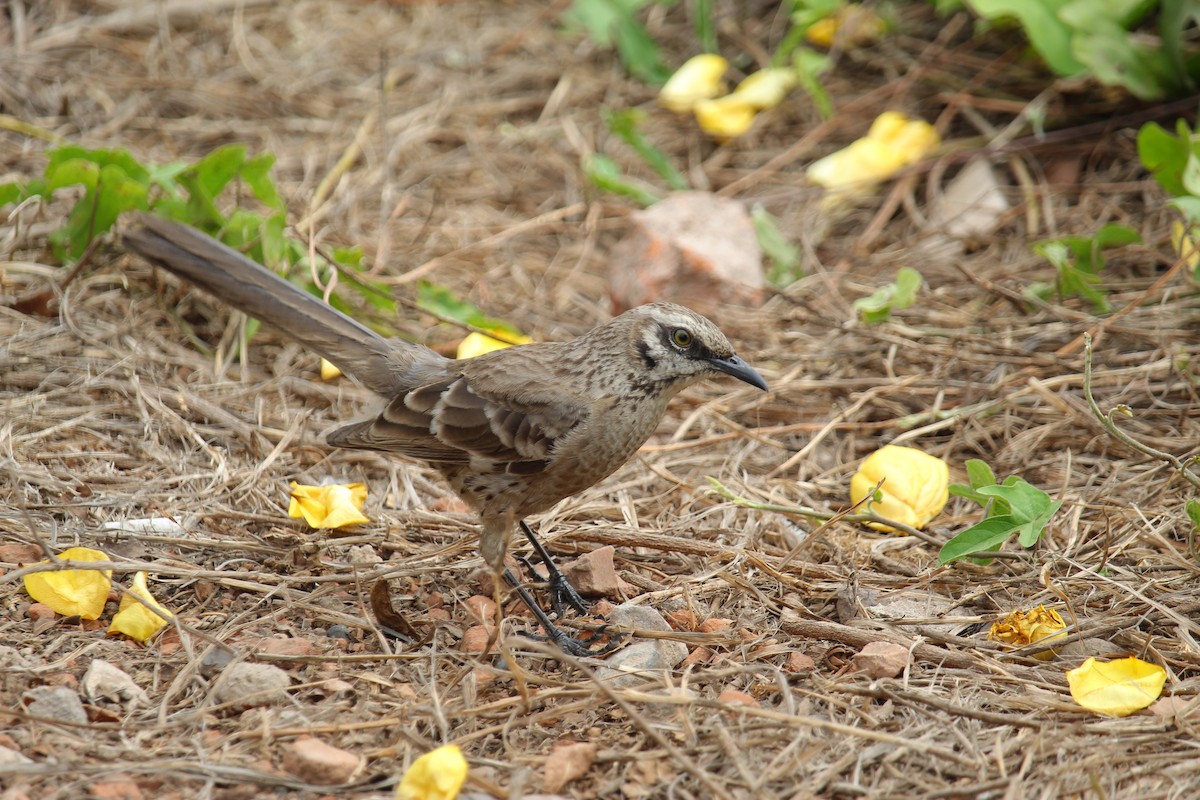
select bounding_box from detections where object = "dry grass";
[3,2,1200,798]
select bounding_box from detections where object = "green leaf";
[417,281,522,338]
[613,12,670,84]
[793,49,833,119]
[563,0,654,46]
[938,515,1023,565]
[583,154,660,206]
[853,267,922,322]
[965,458,998,489]
[1187,498,1200,531]
[751,204,802,286]
[966,0,1085,76]
[605,109,688,190]
[1138,120,1192,198]
[189,144,247,201]
[242,152,283,210]
[46,158,100,192]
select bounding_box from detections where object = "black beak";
[707,354,768,391]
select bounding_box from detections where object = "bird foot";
[517,622,623,658]
[516,553,590,617]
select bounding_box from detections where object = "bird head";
[622,303,768,393]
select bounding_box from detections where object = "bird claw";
[517,623,623,658]
[516,553,590,618]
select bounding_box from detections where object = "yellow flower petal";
[849,445,949,532]
[1067,656,1166,717]
[288,482,370,529]
[395,744,468,800]
[808,112,939,194]
[725,68,797,110]
[456,330,532,360]
[806,4,887,49]
[988,605,1067,660]
[320,358,343,381]
[694,96,758,140]
[1171,220,1200,272]
[23,546,112,620]
[108,571,173,642]
[659,54,729,113]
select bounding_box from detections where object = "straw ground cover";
[2,2,1199,798]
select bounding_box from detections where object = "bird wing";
[327,374,591,475]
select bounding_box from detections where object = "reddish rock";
[717,689,761,709]
[88,774,143,800]
[608,191,764,315]
[785,651,817,673]
[282,737,363,785]
[461,625,494,653]
[562,546,629,598]
[27,603,56,623]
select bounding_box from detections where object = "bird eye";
[671,328,693,348]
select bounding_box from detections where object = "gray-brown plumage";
[124,213,767,584]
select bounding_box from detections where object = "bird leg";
[502,567,617,657]
[516,519,590,617]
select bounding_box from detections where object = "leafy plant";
[853,266,922,322]
[1,143,399,332]
[962,0,1199,100]
[562,0,671,84]
[1138,118,1200,281]
[751,204,802,286]
[938,459,1062,565]
[1028,223,1141,313]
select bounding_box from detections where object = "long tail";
[123,214,406,394]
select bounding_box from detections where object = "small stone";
[461,625,494,653]
[665,609,697,631]
[247,637,320,660]
[542,741,597,793]
[463,595,498,626]
[22,685,88,725]
[0,544,44,564]
[696,618,732,633]
[82,659,150,708]
[88,774,143,800]
[785,651,817,673]
[608,191,764,315]
[325,624,350,641]
[680,646,714,668]
[27,603,56,623]
[0,744,32,766]
[852,641,909,679]
[562,546,629,598]
[717,688,760,709]
[282,736,363,785]
[213,663,291,708]
[597,640,687,688]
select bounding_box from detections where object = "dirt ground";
[3,2,1200,799]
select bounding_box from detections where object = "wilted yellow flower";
[988,605,1067,660]
[23,546,112,620]
[395,744,468,800]
[692,69,797,140]
[320,358,343,381]
[727,68,797,110]
[807,112,939,194]
[108,571,173,642]
[288,482,370,529]
[849,444,949,532]
[806,4,887,48]
[456,330,532,360]
[1067,656,1166,717]
[1170,220,1200,273]
[693,95,758,140]
[659,54,729,113]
